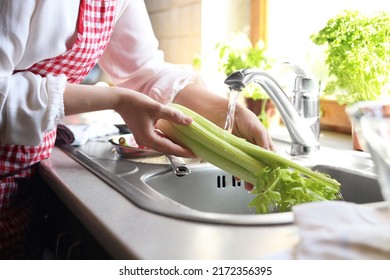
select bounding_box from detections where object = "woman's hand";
[174,83,274,150]
[231,102,274,151]
[64,84,194,157]
[231,103,274,191]
[173,83,275,191]
[114,89,195,158]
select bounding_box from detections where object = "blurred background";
[144,0,390,88]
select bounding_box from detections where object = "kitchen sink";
[143,164,383,215]
[61,138,385,225]
[312,165,383,204]
[143,164,255,215]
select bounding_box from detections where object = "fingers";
[243,120,274,151]
[154,129,195,157]
[254,129,273,151]
[160,105,192,126]
[147,105,194,156]
[132,128,195,158]
[130,104,195,157]
[233,176,254,191]
[256,130,275,151]
[233,105,274,151]
[245,182,254,192]
[251,117,274,151]
[268,133,275,151]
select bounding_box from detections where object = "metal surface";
[145,163,383,214]
[109,134,163,158]
[166,154,190,177]
[109,134,190,176]
[59,138,385,226]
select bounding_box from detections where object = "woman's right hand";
[114,88,195,158]
[64,84,194,157]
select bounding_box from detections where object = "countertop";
[39,122,354,260]
[40,147,299,259]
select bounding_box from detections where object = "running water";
[224,89,240,133]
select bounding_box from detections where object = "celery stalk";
[158,120,258,184]
[172,119,265,175]
[159,103,341,213]
[170,103,339,188]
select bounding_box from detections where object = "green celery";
[159,103,341,213]
[159,121,258,184]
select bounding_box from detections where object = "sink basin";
[312,165,383,204]
[144,164,255,215]
[61,139,385,225]
[144,163,383,218]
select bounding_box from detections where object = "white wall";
[144,0,251,92]
[144,0,202,64]
[144,0,390,90]
[144,0,250,66]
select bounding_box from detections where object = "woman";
[0,0,272,258]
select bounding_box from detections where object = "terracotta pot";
[319,99,351,134]
[352,129,363,151]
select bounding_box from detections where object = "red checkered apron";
[0,0,116,259]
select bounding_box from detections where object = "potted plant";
[310,10,390,149]
[215,33,278,128]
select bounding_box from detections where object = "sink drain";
[216,175,242,188]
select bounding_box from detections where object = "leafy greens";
[310,10,390,105]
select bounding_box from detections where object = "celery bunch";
[158,104,341,214]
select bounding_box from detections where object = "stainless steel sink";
[143,163,383,215]
[143,164,255,215]
[313,165,383,204]
[61,138,385,225]
[142,161,383,222]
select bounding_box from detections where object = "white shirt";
[0,0,193,145]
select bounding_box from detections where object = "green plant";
[310,10,390,106]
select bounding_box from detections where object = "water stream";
[224,89,240,133]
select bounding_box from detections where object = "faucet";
[224,63,320,155]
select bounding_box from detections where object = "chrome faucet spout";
[224,67,320,155]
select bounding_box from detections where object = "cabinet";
[42,184,111,260]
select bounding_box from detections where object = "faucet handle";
[294,76,315,94]
[283,62,320,143]
[283,62,307,77]
[282,61,318,96]
[282,62,312,87]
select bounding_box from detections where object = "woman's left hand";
[174,83,275,191]
[175,84,274,151]
[231,102,274,151]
